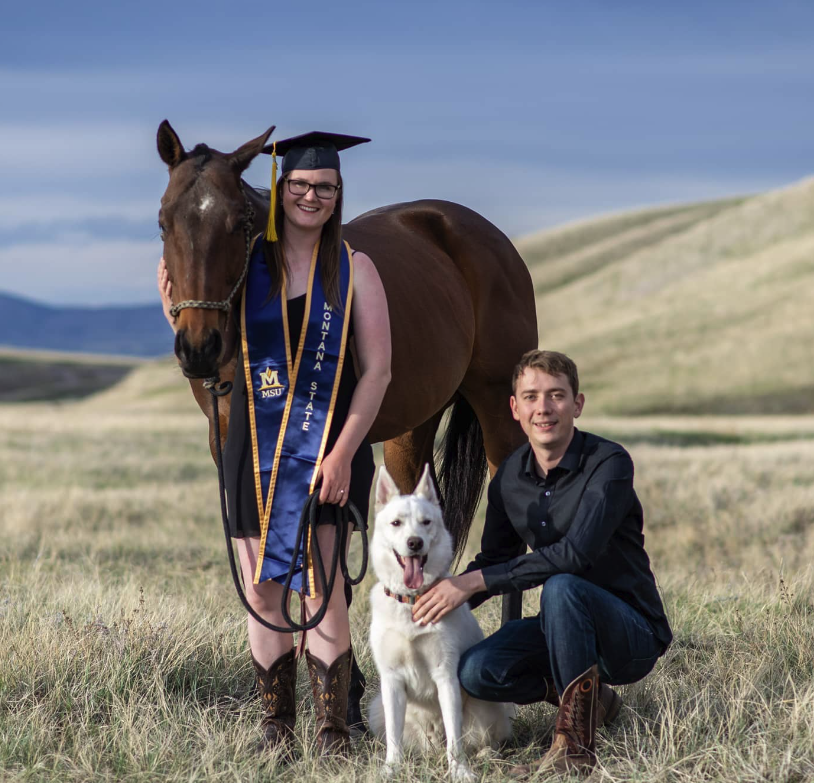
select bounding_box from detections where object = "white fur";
[368,465,514,781]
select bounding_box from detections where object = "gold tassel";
[265,142,278,242]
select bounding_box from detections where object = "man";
[412,349,672,776]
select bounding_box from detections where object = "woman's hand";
[316,449,352,506]
[157,257,178,333]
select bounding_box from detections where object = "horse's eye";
[390,519,402,527]
[159,225,166,242]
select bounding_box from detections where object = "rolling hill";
[0,347,142,402]
[517,177,814,415]
[2,175,813,414]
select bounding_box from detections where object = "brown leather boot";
[543,676,560,707]
[252,649,297,756]
[543,677,622,727]
[305,648,352,756]
[598,682,623,726]
[510,665,599,777]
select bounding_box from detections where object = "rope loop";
[206,374,368,634]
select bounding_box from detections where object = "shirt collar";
[523,427,585,477]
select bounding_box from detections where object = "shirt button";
[545,491,551,496]
[541,520,547,527]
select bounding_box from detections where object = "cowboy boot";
[598,682,623,726]
[510,664,599,777]
[543,676,622,727]
[306,648,352,756]
[543,676,560,708]
[252,649,298,756]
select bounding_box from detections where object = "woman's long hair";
[262,173,344,311]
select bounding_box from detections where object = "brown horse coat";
[158,122,537,554]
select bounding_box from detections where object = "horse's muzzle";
[175,328,223,379]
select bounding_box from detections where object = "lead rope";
[204,376,368,633]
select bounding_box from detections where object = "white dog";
[368,465,514,781]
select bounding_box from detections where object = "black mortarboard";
[262,131,370,173]
[261,131,370,241]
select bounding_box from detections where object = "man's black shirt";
[467,428,672,650]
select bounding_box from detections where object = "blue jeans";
[459,574,664,700]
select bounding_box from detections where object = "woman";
[158,131,391,756]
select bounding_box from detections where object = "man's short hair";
[512,350,580,397]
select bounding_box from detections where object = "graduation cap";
[261,131,371,241]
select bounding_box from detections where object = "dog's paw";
[448,759,477,783]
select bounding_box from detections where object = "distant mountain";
[0,291,172,357]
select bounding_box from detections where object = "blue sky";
[2,0,813,305]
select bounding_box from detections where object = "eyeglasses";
[286,179,341,200]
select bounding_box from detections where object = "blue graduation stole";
[240,237,354,594]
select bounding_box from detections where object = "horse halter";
[168,184,257,320]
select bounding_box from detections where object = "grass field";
[0,382,812,782]
[2,178,813,780]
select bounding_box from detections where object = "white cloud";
[0,235,160,305]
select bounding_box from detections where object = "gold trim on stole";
[241,239,294,540]
[303,241,355,596]
[250,240,321,585]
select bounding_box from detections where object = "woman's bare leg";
[236,536,294,667]
[303,525,351,662]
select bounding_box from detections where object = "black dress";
[223,293,375,539]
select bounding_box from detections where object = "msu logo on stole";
[258,367,285,398]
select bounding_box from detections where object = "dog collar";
[382,579,440,605]
[383,586,420,605]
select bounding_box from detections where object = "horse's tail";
[436,395,488,563]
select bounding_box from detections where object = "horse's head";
[157,120,274,379]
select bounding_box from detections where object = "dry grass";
[3,176,814,778]
[1,394,813,781]
[520,176,814,415]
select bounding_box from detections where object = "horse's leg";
[382,410,446,493]
[460,381,525,479]
[461,381,527,624]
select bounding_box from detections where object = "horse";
[156,120,537,561]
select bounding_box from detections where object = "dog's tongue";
[403,556,425,590]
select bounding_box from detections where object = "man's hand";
[412,571,486,625]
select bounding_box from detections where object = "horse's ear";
[375,466,401,512]
[229,126,276,174]
[414,464,439,506]
[157,120,186,169]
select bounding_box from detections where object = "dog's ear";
[414,463,440,506]
[375,466,401,510]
